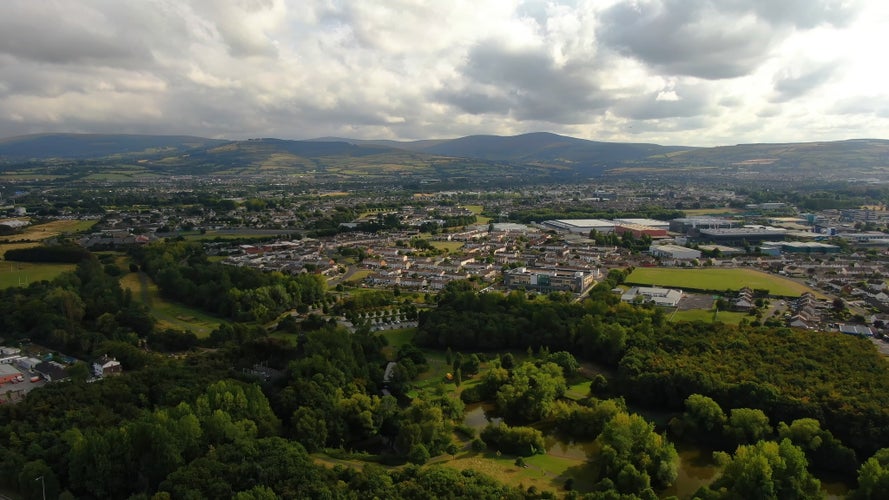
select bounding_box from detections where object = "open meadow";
[626,267,813,297]
[0,219,97,242]
[119,272,222,337]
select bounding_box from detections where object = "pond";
[463,402,501,430]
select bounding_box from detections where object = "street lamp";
[35,475,45,500]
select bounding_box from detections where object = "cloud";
[0,1,154,66]
[439,39,610,123]
[0,0,885,146]
[771,63,836,102]
[598,0,862,79]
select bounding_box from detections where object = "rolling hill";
[2,132,889,183]
[0,133,227,161]
[314,132,691,167]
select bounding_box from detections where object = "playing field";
[0,262,76,289]
[625,267,812,297]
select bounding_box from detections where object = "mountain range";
[1,132,888,182]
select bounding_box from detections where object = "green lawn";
[381,328,416,360]
[430,241,465,252]
[565,380,592,400]
[0,262,75,289]
[344,269,373,283]
[463,205,491,225]
[120,273,223,338]
[442,449,595,495]
[626,267,812,297]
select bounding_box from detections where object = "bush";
[408,444,430,465]
[480,423,545,456]
[471,438,486,452]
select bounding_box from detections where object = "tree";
[292,407,327,452]
[480,423,545,456]
[408,443,430,464]
[594,412,679,493]
[852,448,889,499]
[705,439,822,500]
[18,460,59,500]
[724,408,772,445]
[547,351,580,376]
[677,394,726,442]
[495,362,566,423]
[778,418,858,476]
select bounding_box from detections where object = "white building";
[621,286,684,307]
[614,218,670,231]
[543,219,615,234]
[649,244,701,260]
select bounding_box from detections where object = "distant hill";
[0,133,228,161]
[644,139,889,169]
[314,132,692,168]
[2,132,889,183]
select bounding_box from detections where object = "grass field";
[381,328,416,360]
[0,242,39,259]
[344,269,373,283]
[564,380,592,400]
[670,309,750,325]
[463,205,491,225]
[626,267,812,297]
[0,219,98,242]
[0,262,75,289]
[120,272,223,337]
[430,240,465,252]
[442,449,595,495]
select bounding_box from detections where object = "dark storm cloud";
[598,0,861,79]
[439,40,609,124]
[0,3,154,65]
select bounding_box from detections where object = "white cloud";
[0,0,887,145]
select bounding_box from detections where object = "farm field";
[119,272,223,338]
[0,262,75,289]
[626,267,812,297]
[0,219,98,242]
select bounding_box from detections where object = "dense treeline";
[417,281,889,461]
[618,322,889,457]
[505,207,684,224]
[3,244,91,263]
[0,354,532,499]
[131,241,326,322]
[417,282,658,367]
[0,256,153,357]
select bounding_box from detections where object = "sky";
[1,0,888,146]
